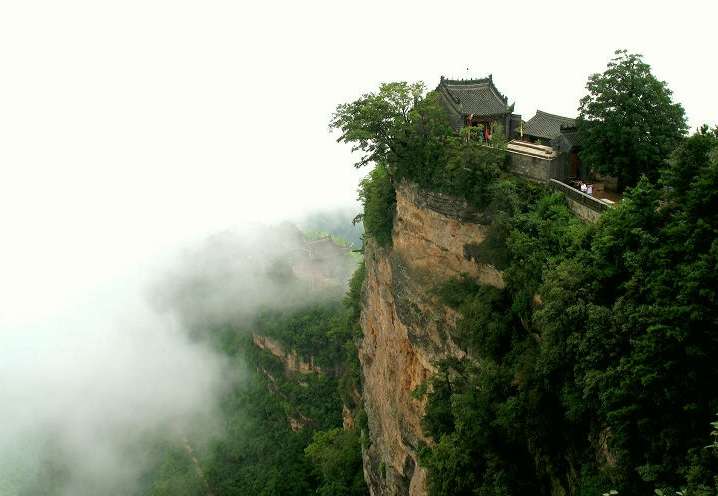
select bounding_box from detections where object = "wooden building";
[436,75,521,139]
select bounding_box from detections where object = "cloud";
[149,223,356,331]
[0,220,356,495]
[0,290,229,495]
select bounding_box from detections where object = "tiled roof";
[551,125,582,152]
[524,110,576,140]
[437,76,512,117]
[560,126,581,147]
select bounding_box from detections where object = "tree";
[356,163,396,247]
[305,428,367,496]
[332,84,455,246]
[577,50,687,190]
[330,82,425,169]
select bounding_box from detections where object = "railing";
[549,179,610,213]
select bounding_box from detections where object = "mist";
[0,214,359,495]
[0,281,228,495]
[150,221,358,331]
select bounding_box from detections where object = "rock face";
[252,334,324,375]
[358,181,503,496]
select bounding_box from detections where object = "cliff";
[358,181,504,496]
[252,334,325,375]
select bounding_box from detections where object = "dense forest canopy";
[418,127,718,496]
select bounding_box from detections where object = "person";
[580,182,587,193]
[587,184,593,196]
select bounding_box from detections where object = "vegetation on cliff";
[121,225,368,496]
[332,84,507,247]
[333,54,718,495]
[419,127,718,496]
[195,297,367,496]
[357,163,396,247]
[197,262,367,496]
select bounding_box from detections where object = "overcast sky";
[1,0,715,336]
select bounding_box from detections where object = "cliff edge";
[359,181,503,496]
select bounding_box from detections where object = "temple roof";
[552,125,582,152]
[437,75,513,117]
[524,110,576,140]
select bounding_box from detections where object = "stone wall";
[549,179,609,222]
[565,197,604,222]
[507,150,568,183]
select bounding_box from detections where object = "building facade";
[436,75,521,139]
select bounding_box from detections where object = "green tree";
[356,163,396,247]
[330,82,425,169]
[420,126,718,495]
[577,50,687,190]
[305,428,367,496]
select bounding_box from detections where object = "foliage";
[334,83,509,250]
[357,162,396,247]
[202,364,320,496]
[421,180,584,496]
[252,301,348,370]
[330,81,425,169]
[420,127,718,495]
[138,293,369,496]
[387,91,453,183]
[344,261,366,326]
[391,92,507,207]
[305,428,367,496]
[577,50,687,190]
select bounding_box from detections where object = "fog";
[1,0,716,494]
[0,270,228,494]
[150,222,357,331]
[0,218,358,495]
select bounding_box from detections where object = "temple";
[523,110,583,178]
[436,76,522,138]
[522,110,575,143]
[435,75,619,220]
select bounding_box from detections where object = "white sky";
[0,0,716,328]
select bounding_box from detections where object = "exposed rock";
[359,181,504,496]
[596,427,617,467]
[393,182,504,288]
[343,405,355,430]
[252,334,324,375]
[288,412,312,432]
